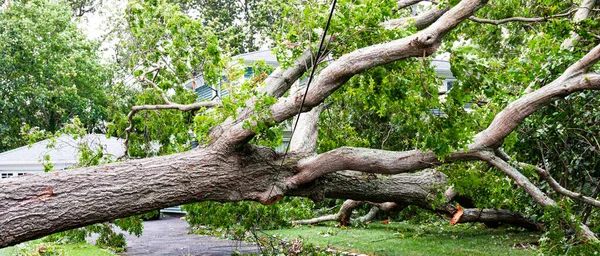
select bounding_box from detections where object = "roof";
[0,134,124,172]
[234,50,279,66]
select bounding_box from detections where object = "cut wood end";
[450,205,464,226]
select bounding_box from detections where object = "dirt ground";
[89,215,258,256]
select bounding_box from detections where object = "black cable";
[265,0,338,199]
[250,1,338,252]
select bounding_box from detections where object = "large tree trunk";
[0,146,448,247]
[3,0,600,248]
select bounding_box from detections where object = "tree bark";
[291,195,540,231]
[561,0,597,50]
[0,146,450,247]
[382,5,449,30]
[455,208,539,231]
[291,199,363,226]
[4,0,600,247]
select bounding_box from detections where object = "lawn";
[0,242,116,256]
[266,221,540,256]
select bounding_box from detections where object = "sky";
[76,0,126,62]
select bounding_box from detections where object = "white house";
[0,134,125,179]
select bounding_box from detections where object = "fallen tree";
[291,194,540,231]
[2,0,600,248]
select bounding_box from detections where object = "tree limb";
[212,0,487,152]
[291,199,363,225]
[382,5,449,30]
[0,149,452,247]
[287,147,478,187]
[468,8,577,25]
[470,44,600,150]
[519,163,600,208]
[457,208,539,231]
[562,0,598,50]
[292,195,539,230]
[122,67,221,157]
[289,103,326,153]
[476,150,556,206]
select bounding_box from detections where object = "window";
[1,173,14,179]
[195,85,214,101]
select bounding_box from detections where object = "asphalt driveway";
[90,215,258,256]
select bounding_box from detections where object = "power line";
[252,0,338,251]
[280,0,338,174]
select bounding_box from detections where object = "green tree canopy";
[0,0,113,152]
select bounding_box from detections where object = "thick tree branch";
[475,151,556,206]
[291,199,362,225]
[287,147,478,187]
[212,0,486,152]
[289,103,326,153]
[566,43,600,73]
[457,208,539,231]
[356,205,382,223]
[292,194,539,230]
[470,44,600,150]
[258,48,318,98]
[293,200,402,226]
[357,202,401,223]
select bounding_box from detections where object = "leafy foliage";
[5,0,600,252]
[0,0,113,152]
[183,197,315,239]
[169,0,286,55]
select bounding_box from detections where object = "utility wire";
[281,0,338,171]
[252,1,338,252]
[265,0,338,199]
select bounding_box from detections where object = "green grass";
[0,242,116,256]
[266,222,540,256]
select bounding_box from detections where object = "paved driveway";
[91,216,258,256]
